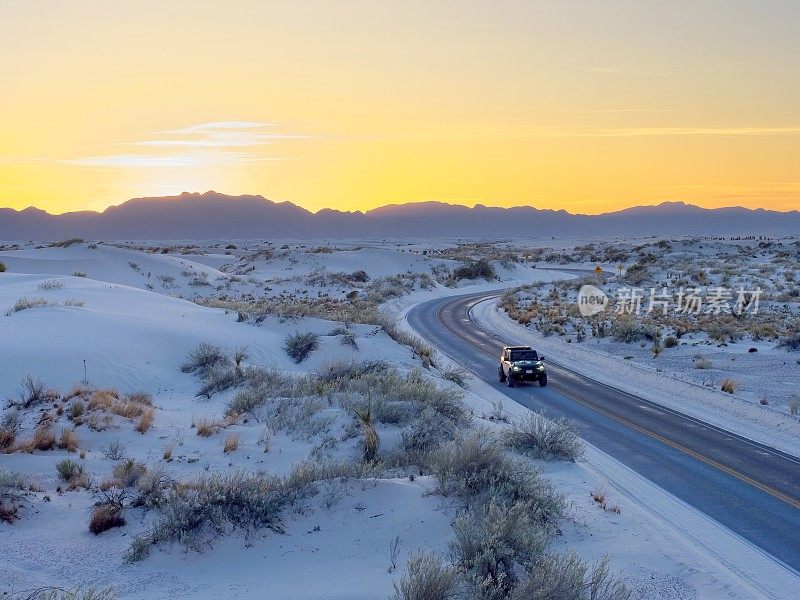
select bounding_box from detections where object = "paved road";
[407,291,800,573]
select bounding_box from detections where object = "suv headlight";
[512,365,521,371]
[536,365,544,370]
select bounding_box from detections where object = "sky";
[1,0,799,215]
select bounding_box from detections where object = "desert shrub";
[69,400,86,421]
[8,297,51,313]
[0,261,5,273]
[779,332,800,351]
[226,387,269,420]
[451,499,548,600]
[90,503,126,535]
[181,342,232,378]
[284,331,320,363]
[609,316,649,343]
[704,320,743,343]
[38,279,64,290]
[440,367,467,388]
[50,237,84,248]
[22,587,116,600]
[393,550,460,600]
[430,431,565,526]
[664,335,678,348]
[113,459,147,487]
[721,378,738,394]
[624,263,649,285]
[56,459,84,482]
[0,468,27,497]
[135,464,174,509]
[73,271,88,277]
[454,260,497,281]
[16,374,55,408]
[101,438,127,461]
[196,367,241,398]
[510,553,630,600]
[694,357,712,369]
[506,413,583,462]
[400,408,458,465]
[125,470,290,561]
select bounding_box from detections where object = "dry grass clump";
[506,413,584,462]
[58,428,80,453]
[591,487,621,514]
[721,378,738,394]
[0,410,20,451]
[193,415,235,437]
[18,425,57,453]
[1,468,28,523]
[163,443,174,461]
[223,433,240,453]
[136,407,155,433]
[90,502,126,535]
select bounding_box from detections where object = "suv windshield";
[510,350,538,362]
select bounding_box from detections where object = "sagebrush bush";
[454,260,497,281]
[510,553,630,600]
[506,413,584,462]
[181,342,232,378]
[24,587,116,600]
[284,331,320,363]
[126,470,289,561]
[8,297,51,314]
[0,261,6,273]
[430,431,565,527]
[451,499,548,600]
[393,551,459,600]
[721,378,738,394]
[400,408,458,466]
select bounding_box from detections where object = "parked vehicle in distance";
[499,345,547,387]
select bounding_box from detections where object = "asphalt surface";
[407,291,800,573]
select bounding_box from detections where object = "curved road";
[407,291,800,573]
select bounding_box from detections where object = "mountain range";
[1,191,798,240]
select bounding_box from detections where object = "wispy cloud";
[64,121,309,167]
[135,121,312,148]
[63,151,292,168]
[588,64,800,78]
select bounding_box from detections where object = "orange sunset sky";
[2,0,799,215]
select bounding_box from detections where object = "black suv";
[499,346,547,387]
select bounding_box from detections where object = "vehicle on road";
[499,345,547,387]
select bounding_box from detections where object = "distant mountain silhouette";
[1,191,798,240]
